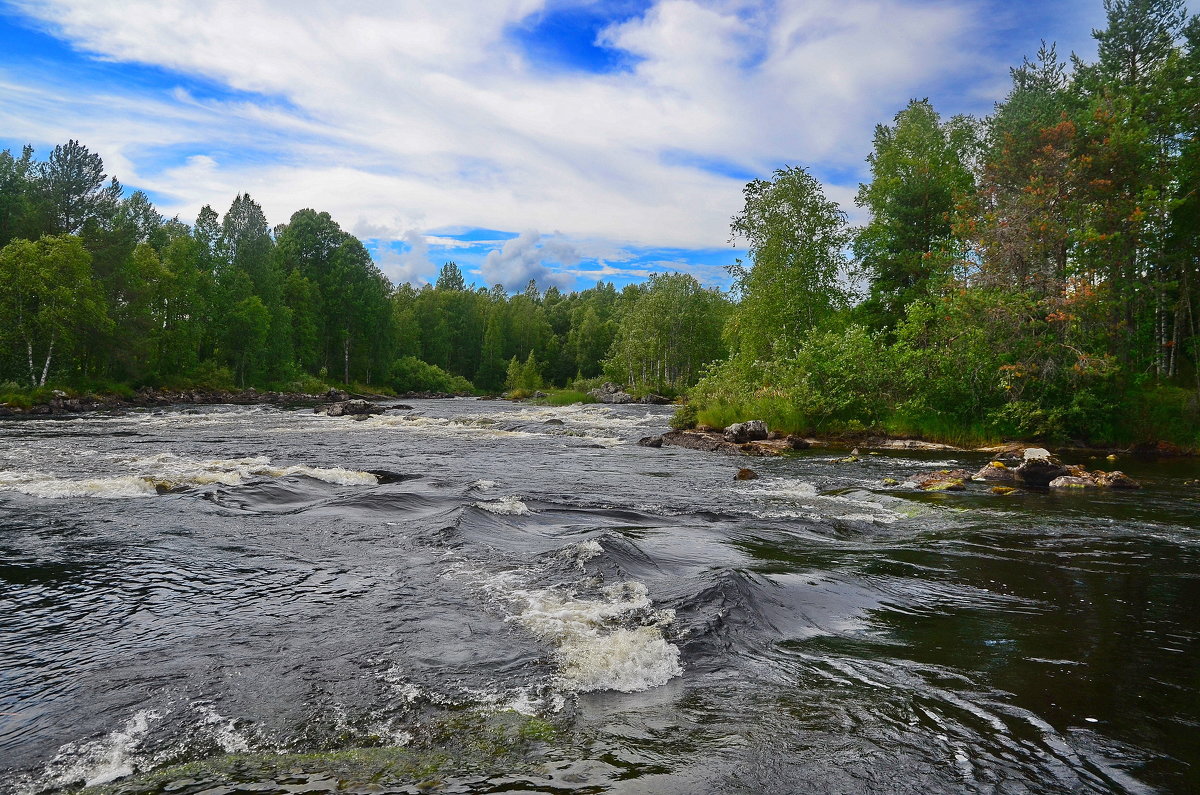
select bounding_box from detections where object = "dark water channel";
[1,400,1197,793]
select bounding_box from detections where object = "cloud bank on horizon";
[0,0,1127,290]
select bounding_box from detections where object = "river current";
[1,399,1197,794]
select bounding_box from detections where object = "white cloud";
[482,230,580,290]
[375,230,436,285]
[4,0,999,250]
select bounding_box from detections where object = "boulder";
[906,469,971,491]
[973,461,1018,483]
[324,388,351,402]
[1023,447,1053,461]
[1014,458,1069,488]
[785,435,811,450]
[723,420,768,444]
[661,430,743,455]
[735,468,758,481]
[1050,476,1097,489]
[1096,470,1141,489]
[318,399,385,417]
[638,393,672,405]
[588,382,635,404]
[637,435,664,448]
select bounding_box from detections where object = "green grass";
[697,399,1004,447]
[543,389,595,405]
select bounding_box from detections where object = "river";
[1,399,1197,794]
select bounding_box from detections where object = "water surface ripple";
[1,400,1197,793]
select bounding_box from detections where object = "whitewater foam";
[29,709,162,791]
[0,453,378,499]
[473,495,533,515]
[452,566,682,693]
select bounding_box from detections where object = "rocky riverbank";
[0,387,461,417]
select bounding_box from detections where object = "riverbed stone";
[1050,475,1097,489]
[317,399,385,417]
[1096,470,1141,489]
[1015,458,1069,488]
[735,468,758,480]
[638,435,664,448]
[723,420,768,443]
[973,461,1018,483]
[906,469,971,491]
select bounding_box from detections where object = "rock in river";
[1014,457,1070,488]
[316,399,386,417]
[723,420,768,444]
[588,382,635,404]
[973,461,1018,483]
[906,469,971,491]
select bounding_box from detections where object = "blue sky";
[1,0,1193,292]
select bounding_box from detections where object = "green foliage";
[505,351,544,392]
[853,99,978,330]
[389,356,473,394]
[727,166,849,359]
[544,390,595,406]
[0,234,111,386]
[603,272,729,393]
[669,403,698,430]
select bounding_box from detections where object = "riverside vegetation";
[2,0,1198,448]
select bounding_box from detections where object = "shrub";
[669,403,698,430]
[389,356,474,394]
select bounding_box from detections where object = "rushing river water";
[1,399,1198,794]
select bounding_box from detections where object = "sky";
[0,0,1191,292]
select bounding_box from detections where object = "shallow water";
[1,400,1197,793]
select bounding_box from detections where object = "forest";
[0,151,730,401]
[1,0,1197,446]
[691,0,1200,446]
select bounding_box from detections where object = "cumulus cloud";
[375,230,436,286]
[482,230,580,290]
[2,0,1014,251]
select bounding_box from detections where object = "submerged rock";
[906,469,971,491]
[723,420,768,444]
[638,435,664,448]
[991,486,1018,495]
[735,468,758,481]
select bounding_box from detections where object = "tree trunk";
[343,334,350,385]
[26,338,36,387]
[38,336,55,387]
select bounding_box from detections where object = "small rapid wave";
[448,558,682,694]
[473,495,534,515]
[0,453,377,499]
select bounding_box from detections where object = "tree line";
[0,143,730,396]
[692,0,1200,445]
